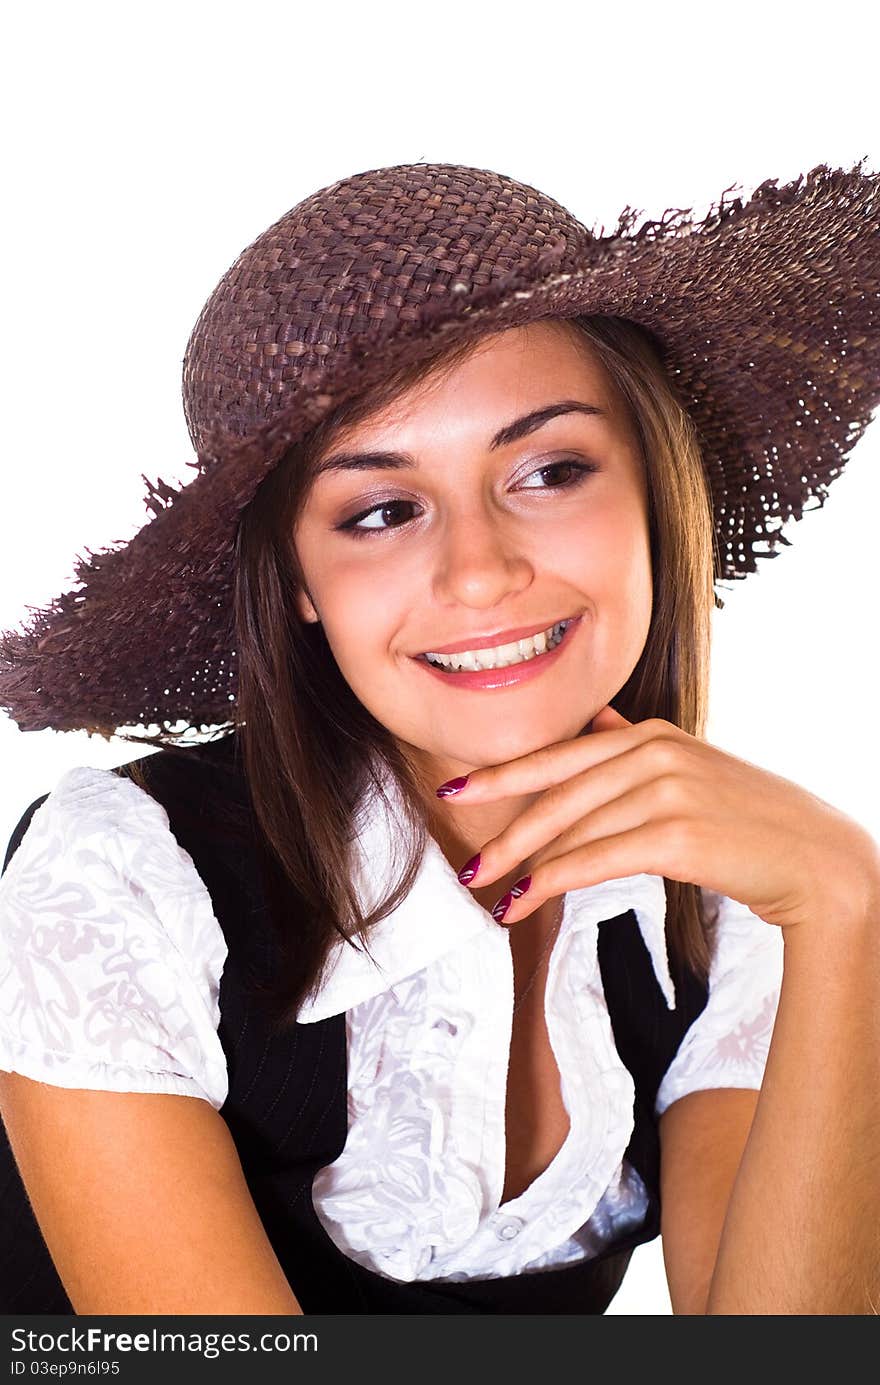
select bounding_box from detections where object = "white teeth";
[424,620,570,671]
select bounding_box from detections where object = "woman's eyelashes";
[333,459,600,539]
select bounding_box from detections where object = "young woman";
[0,161,878,1316]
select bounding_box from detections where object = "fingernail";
[492,874,531,923]
[436,776,470,797]
[457,852,481,885]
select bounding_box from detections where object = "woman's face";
[292,319,653,789]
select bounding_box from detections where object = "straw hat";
[1,158,878,739]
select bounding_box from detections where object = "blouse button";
[494,1215,524,1240]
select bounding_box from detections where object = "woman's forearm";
[705,871,880,1314]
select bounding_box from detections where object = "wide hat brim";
[2,158,879,740]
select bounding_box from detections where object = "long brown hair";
[130,313,723,1028]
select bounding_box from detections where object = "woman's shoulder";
[4,757,200,879]
[0,758,229,1107]
[1,755,230,970]
[1,763,155,886]
[654,887,783,1118]
[3,732,244,873]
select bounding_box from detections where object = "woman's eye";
[337,499,419,536]
[519,459,598,490]
[335,459,597,539]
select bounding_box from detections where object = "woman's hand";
[436,705,880,932]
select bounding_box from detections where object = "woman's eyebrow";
[313,399,607,477]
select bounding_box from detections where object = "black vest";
[1,733,709,1314]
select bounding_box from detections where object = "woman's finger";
[460,739,691,890]
[490,815,686,926]
[436,716,673,804]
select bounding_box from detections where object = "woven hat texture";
[1,158,878,739]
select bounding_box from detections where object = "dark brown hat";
[1,158,878,740]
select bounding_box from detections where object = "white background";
[1,0,878,1314]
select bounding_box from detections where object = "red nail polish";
[492,874,531,923]
[492,891,513,923]
[436,776,470,797]
[457,853,481,885]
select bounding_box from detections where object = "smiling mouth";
[415,618,576,673]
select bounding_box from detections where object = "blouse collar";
[295,760,676,1022]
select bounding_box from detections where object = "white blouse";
[0,760,783,1285]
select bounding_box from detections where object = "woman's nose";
[431,508,534,607]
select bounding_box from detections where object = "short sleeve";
[654,888,783,1118]
[0,765,229,1109]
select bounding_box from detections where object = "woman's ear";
[294,586,321,624]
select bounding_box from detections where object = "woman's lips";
[418,617,573,655]
[411,616,582,690]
